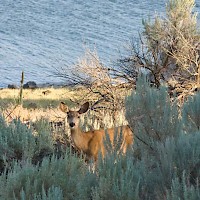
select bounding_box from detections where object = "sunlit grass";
[0,86,89,108]
[0,86,128,131]
[0,87,74,101]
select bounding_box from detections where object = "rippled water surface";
[0,0,199,87]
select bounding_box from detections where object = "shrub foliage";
[1,77,200,199]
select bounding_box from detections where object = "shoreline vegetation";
[5,81,70,89]
[0,85,86,123]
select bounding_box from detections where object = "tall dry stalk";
[18,71,24,105]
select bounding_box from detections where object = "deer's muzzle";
[69,122,75,128]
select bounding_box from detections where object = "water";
[0,0,199,88]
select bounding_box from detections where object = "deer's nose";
[69,122,75,128]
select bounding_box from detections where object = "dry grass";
[0,87,89,109]
[1,104,65,123]
[0,87,76,123]
[0,87,75,100]
[0,87,128,133]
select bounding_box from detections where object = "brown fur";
[60,102,133,161]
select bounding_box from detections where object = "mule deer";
[60,102,133,161]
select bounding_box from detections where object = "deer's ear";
[78,102,89,114]
[59,102,69,113]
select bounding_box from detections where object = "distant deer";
[60,102,133,161]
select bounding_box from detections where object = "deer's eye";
[78,116,80,118]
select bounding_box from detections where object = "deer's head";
[60,102,89,129]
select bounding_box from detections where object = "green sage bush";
[124,76,200,199]
[182,92,200,132]
[1,76,200,199]
[125,77,182,154]
[0,152,89,200]
[0,117,54,172]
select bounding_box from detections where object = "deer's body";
[60,102,133,161]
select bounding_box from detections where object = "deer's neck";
[70,128,92,153]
